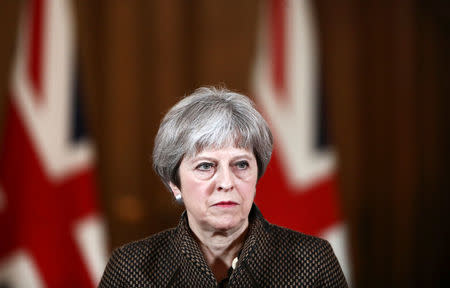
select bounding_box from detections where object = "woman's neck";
[189,219,249,282]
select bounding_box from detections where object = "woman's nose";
[216,167,233,191]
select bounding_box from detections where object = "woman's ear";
[169,182,181,198]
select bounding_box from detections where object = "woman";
[99,87,348,287]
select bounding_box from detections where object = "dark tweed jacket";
[99,205,348,287]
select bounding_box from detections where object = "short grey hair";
[152,86,273,189]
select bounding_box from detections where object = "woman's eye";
[235,161,249,170]
[196,162,214,171]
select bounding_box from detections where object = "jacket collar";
[170,204,271,287]
[229,205,271,286]
[172,208,216,284]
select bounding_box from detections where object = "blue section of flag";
[71,63,87,142]
[316,67,330,150]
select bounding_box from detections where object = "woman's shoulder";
[265,223,344,276]
[252,206,333,256]
[266,223,334,255]
[114,227,176,258]
[99,228,180,286]
[107,227,177,271]
[247,219,347,286]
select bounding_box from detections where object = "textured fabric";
[99,205,348,287]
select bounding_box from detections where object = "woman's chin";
[210,216,245,232]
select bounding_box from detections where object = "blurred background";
[0,0,449,287]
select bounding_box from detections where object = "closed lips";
[214,201,237,206]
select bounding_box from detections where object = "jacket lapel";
[228,205,273,287]
[169,211,217,287]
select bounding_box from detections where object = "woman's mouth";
[214,201,238,208]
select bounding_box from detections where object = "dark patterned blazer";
[99,205,348,287]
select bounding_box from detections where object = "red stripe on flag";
[29,0,44,98]
[270,0,286,97]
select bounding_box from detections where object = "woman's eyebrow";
[230,154,253,161]
[189,156,216,163]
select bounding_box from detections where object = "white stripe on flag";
[74,216,108,286]
[321,223,352,285]
[0,251,45,288]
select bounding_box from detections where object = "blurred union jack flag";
[0,0,106,287]
[253,0,350,282]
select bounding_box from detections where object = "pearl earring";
[175,194,182,202]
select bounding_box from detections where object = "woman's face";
[169,146,258,233]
